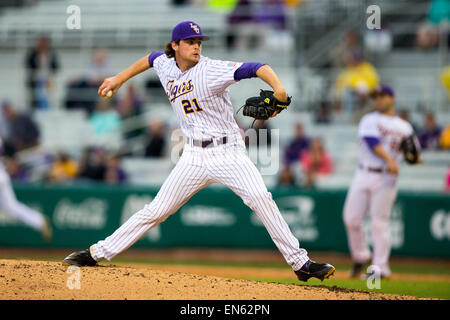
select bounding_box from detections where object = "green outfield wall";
[0,184,449,258]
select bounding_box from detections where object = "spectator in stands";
[283,123,310,167]
[416,0,450,50]
[440,64,450,101]
[419,112,442,150]
[47,152,78,182]
[1,100,40,156]
[226,0,256,50]
[104,153,127,184]
[277,123,310,188]
[77,147,107,182]
[415,24,440,50]
[440,124,450,149]
[86,48,114,86]
[144,120,167,158]
[254,0,286,31]
[330,30,362,68]
[428,0,450,25]
[333,50,379,121]
[4,156,28,182]
[25,35,59,110]
[277,165,296,187]
[65,48,115,116]
[254,0,291,50]
[300,137,333,188]
[116,83,145,141]
[89,99,122,135]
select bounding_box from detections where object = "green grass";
[110,257,450,300]
[1,251,448,299]
[239,277,450,300]
[111,257,450,275]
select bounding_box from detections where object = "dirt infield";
[0,259,426,300]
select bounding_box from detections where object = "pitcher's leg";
[0,177,44,231]
[369,184,397,276]
[91,153,211,261]
[343,182,371,264]
[210,150,309,271]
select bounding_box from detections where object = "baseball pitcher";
[63,21,335,282]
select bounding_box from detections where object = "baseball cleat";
[350,261,368,278]
[63,249,98,267]
[295,260,336,282]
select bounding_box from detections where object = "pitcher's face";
[173,38,202,65]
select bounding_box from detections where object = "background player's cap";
[371,84,395,98]
[171,21,210,42]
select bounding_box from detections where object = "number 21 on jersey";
[182,98,203,115]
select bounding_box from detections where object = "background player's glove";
[400,135,421,165]
[241,90,291,120]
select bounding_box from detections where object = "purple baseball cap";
[171,21,210,42]
[371,84,395,98]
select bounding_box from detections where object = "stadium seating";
[0,0,447,192]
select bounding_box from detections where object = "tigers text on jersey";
[358,111,413,168]
[152,54,243,140]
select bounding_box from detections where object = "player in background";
[63,21,335,282]
[0,137,52,242]
[343,85,421,279]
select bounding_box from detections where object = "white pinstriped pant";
[0,166,45,231]
[90,134,309,271]
[343,169,398,276]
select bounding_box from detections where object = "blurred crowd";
[1,135,130,185]
[277,123,333,189]
[0,0,449,190]
[2,28,450,189]
[276,111,450,189]
[1,38,172,185]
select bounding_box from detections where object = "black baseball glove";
[240,90,291,120]
[400,134,421,165]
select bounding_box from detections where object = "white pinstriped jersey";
[152,54,243,140]
[90,52,311,270]
[358,111,414,168]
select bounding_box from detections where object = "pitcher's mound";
[0,259,419,300]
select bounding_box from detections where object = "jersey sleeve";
[358,114,380,138]
[149,51,167,74]
[234,62,265,81]
[148,51,164,68]
[206,59,244,94]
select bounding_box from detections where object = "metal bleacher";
[0,0,228,49]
